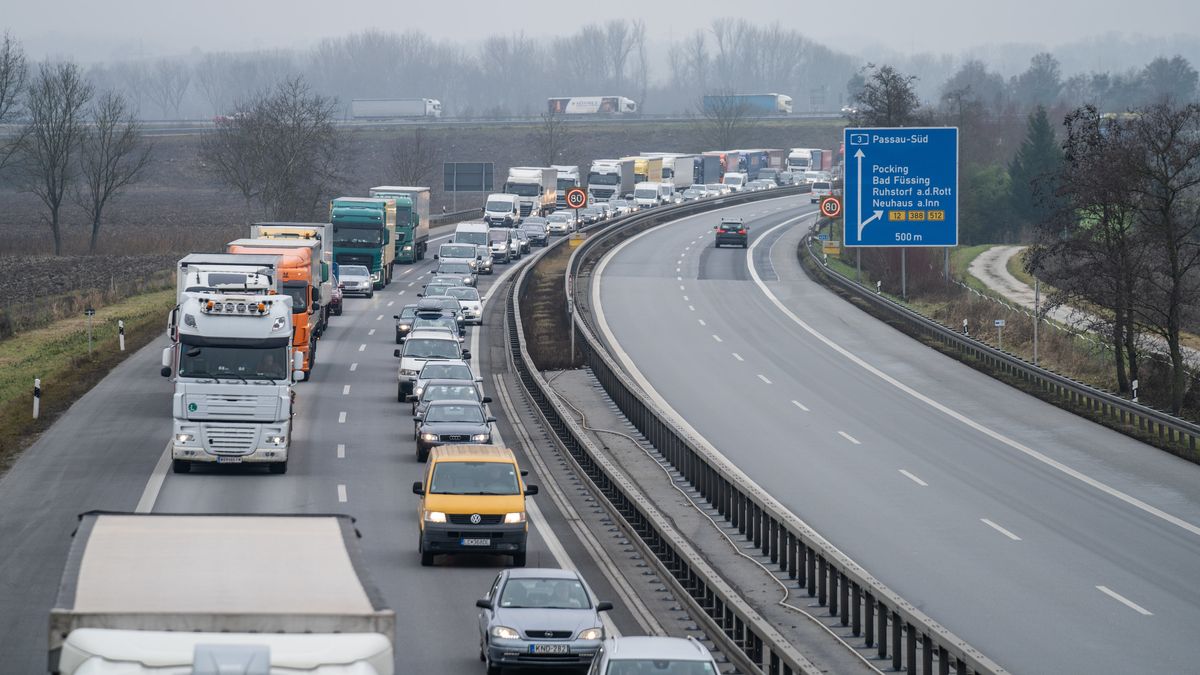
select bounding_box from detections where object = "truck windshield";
[505,184,539,197]
[283,282,308,313]
[455,231,488,246]
[404,338,461,359]
[588,173,619,185]
[485,200,512,212]
[557,179,576,190]
[333,226,382,247]
[179,345,289,381]
[429,461,520,495]
[489,231,510,243]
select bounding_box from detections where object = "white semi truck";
[163,257,302,474]
[503,166,557,218]
[49,512,396,674]
[552,165,581,209]
[350,98,442,119]
[587,158,635,203]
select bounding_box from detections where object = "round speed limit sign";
[820,196,842,218]
[565,188,588,209]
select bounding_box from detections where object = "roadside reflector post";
[118,320,126,352]
[875,280,881,295]
[84,307,96,355]
[995,318,1006,351]
[962,318,969,337]
[1132,379,1139,403]
[33,378,41,419]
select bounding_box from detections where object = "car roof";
[604,636,713,661]
[505,567,578,580]
[430,444,517,463]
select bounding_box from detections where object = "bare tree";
[146,59,190,119]
[698,90,756,149]
[19,62,93,255]
[850,63,921,127]
[389,127,440,186]
[0,32,29,171]
[194,53,231,116]
[529,110,571,166]
[75,91,152,253]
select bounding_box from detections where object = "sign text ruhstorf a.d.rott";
[843,127,958,247]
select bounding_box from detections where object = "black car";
[415,400,495,461]
[521,222,549,247]
[394,304,419,343]
[714,217,748,248]
[409,378,490,427]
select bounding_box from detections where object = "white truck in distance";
[503,167,557,218]
[482,194,521,227]
[350,98,442,119]
[164,259,301,474]
[49,512,396,675]
[633,182,670,208]
[552,165,581,209]
[587,158,635,203]
[786,148,823,173]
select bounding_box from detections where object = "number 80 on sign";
[565,188,588,209]
[820,196,842,218]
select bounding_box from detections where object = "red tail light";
[738,229,746,234]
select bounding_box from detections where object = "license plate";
[530,644,569,655]
[216,456,243,464]
[460,538,491,546]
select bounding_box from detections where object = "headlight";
[471,433,491,442]
[267,435,286,445]
[503,512,525,524]
[371,272,380,281]
[401,369,419,376]
[414,387,424,397]
[579,627,603,640]
[399,323,411,331]
[420,433,438,441]
[463,277,472,284]
[490,626,520,640]
[424,510,446,523]
[175,433,193,442]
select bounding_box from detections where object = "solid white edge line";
[337,484,347,503]
[980,518,1021,541]
[1095,585,1153,615]
[898,469,928,487]
[838,431,861,445]
[136,441,172,513]
[744,216,1200,540]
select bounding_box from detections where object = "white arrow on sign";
[854,148,884,240]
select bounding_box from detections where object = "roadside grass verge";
[0,288,175,475]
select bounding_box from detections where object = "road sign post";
[995,318,1005,351]
[843,127,958,248]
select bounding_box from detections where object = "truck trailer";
[330,197,398,288]
[49,512,396,674]
[547,96,638,114]
[369,186,431,263]
[350,98,442,119]
[587,159,635,203]
[622,155,662,184]
[225,240,321,374]
[701,93,792,115]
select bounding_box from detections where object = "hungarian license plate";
[460,538,491,547]
[216,456,243,464]
[530,644,570,655]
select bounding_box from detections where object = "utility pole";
[1033,278,1039,366]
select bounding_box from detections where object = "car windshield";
[605,661,717,674]
[447,287,479,301]
[422,384,479,402]
[439,263,472,275]
[403,338,460,359]
[420,363,473,380]
[425,403,485,423]
[431,297,461,312]
[486,200,513,212]
[341,265,369,277]
[548,214,569,222]
[522,225,545,234]
[178,345,288,381]
[440,244,476,259]
[813,182,831,190]
[398,306,417,320]
[489,231,510,242]
[498,577,591,610]
[425,284,452,297]
[429,461,519,495]
[456,231,488,246]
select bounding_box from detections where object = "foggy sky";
[7,0,1199,63]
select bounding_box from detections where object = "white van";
[453,221,490,249]
[810,181,833,203]
[722,172,748,192]
[436,241,488,274]
[633,182,669,209]
[482,194,521,227]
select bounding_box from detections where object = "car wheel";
[269,458,288,475]
[714,242,720,248]
[418,445,429,462]
[486,663,501,675]
[397,383,405,403]
[367,289,374,298]
[512,551,526,567]
[171,459,191,474]
[420,547,435,567]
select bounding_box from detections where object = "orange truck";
[227,239,321,374]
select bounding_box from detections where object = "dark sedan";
[714,217,748,248]
[415,400,495,462]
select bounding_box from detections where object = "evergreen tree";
[1008,106,1062,236]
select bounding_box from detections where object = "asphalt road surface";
[0,232,643,674]
[594,193,1200,674]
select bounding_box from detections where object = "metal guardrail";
[559,194,1006,674]
[801,232,1200,462]
[506,224,819,675]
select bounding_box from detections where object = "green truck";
[330,197,398,289]
[369,186,431,264]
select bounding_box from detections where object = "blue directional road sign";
[843,127,958,247]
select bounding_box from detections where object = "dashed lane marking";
[338,411,347,424]
[981,518,1022,541]
[337,444,345,459]
[1095,586,1153,615]
[732,352,744,361]
[792,400,810,412]
[899,469,928,486]
[337,484,348,503]
[838,431,861,445]
[757,374,772,384]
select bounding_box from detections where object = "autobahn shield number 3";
[820,196,842,218]
[566,188,587,209]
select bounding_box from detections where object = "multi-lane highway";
[0,228,653,673]
[593,193,1200,674]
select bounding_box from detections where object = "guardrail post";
[788,534,798,579]
[817,557,827,606]
[877,602,888,658]
[906,623,916,675]
[864,593,875,646]
[840,573,850,627]
[829,567,838,615]
[806,546,815,595]
[922,635,933,674]
[938,646,949,675]
[892,612,902,671]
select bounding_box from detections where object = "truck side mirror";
[311,301,320,312]
[160,366,172,378]
[394,349,402,358]
[293,352,304,371]
[161,347,173,377]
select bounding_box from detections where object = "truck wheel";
[512,551,526,567]
[269,458,288,475]
[171,459,191,474]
